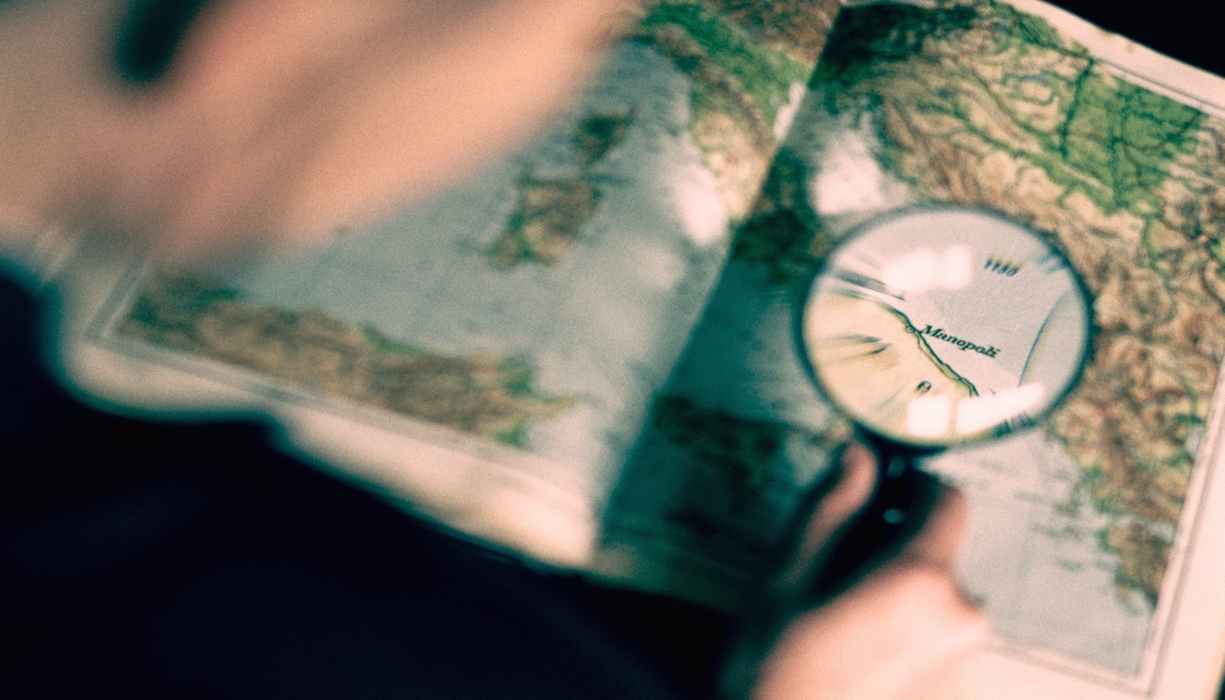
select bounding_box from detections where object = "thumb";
[718,444,880,700]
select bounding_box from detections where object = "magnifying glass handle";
[805,440,943,604]
[718,441,942,700]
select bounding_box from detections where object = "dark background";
[1050,0,1224,78]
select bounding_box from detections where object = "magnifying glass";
[720,206,1091,699]
[796,206,1091,594]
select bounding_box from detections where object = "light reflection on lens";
[881,245,973,293]
[954,383,1045,435]
[906,396,953,438]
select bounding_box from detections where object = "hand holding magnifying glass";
[798,206,1091,595]
[721,206,1092,699]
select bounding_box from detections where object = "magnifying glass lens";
[801,208,1090,447]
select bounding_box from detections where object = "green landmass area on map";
[489,175,600,269]
[731,149,830,288]
[809,0,1225,606]
[574,110,636,166]
[633,0,840,218]
[695,0,845,65]
[119,271,574,447]
[489,108,634,269]
[653,395,850,507]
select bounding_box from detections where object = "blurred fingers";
[899,485,969,570]
[781,444,878,586]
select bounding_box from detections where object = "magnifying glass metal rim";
[794,203,1096,449]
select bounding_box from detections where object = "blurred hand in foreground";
[0,0,629,257]
[753,445,989,700]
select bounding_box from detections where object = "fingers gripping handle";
[719,442,943,700]
[806,439,943,604]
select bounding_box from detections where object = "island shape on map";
[119,270,574,448]
[488,109,633,269]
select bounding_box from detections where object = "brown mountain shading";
[811,0,1225,606]
[634,2,815,218]
[701,0,841,63]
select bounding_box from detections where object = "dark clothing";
[0,272,728,699]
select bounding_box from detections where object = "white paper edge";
[1010,0,1225,118]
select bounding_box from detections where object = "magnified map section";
[802,208,1090,445]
